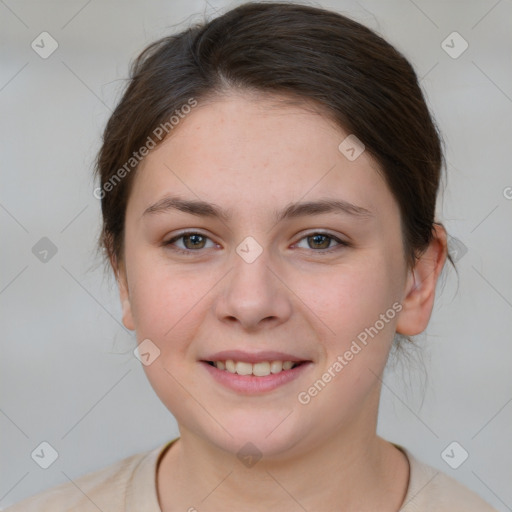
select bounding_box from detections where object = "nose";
[213,249,293,332]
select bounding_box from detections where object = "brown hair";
[94,1,454,294]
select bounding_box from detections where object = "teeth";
[270,361,283,373]
[253,362,270,376]
[235,361,253,375]
[213,359,298,376]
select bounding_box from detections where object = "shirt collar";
[125,437,178,512]
[125,439,425,511]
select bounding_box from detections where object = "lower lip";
[200,361,312,394]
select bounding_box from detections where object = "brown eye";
[182,233,207,249]
[307,234,331,249]
[164,232,215,255]
[294,232,348,253]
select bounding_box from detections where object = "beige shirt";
[3,438,497,511]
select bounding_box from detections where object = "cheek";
[127,257,214,373]
[295,253,400,347]
[294,259,400,419]
[127,249,195,334]
[131,266,204,413]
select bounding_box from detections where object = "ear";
[395,223,448,336]
[110,253,136,331]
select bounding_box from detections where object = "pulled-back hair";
[95,1,453,279]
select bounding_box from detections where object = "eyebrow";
[142,195,373,223]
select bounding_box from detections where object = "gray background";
[1,0,511,509]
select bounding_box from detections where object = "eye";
[293,232,349,254]
[163,230,349,256]
[164,231,217,255]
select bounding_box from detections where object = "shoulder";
[2,443,168,512]
[398,446,498,512]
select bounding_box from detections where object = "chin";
[196,415,309,461]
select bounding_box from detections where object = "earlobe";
[395,224,448,336]
[112,255,136,332]
[121,296,135,331]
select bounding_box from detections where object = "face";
[116,93,424,459]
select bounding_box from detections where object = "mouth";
[199,357,313,394]
[202,359,306,377]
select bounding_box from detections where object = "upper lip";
[201,350,310,364]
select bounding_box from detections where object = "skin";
[113,92,447,511]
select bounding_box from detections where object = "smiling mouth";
[203,360,307,377]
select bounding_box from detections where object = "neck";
[157,417,409,511]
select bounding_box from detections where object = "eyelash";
[163,231,349,256]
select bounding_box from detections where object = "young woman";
[6,2,498,511]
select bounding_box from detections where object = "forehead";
[128,93,398,224]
